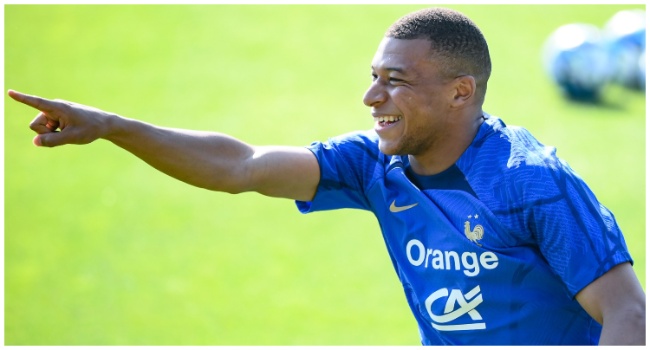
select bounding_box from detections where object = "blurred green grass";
[4,4,645,345]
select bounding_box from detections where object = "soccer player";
[8,7,645,346]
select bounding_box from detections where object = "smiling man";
[8,7,645,346]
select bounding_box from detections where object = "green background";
[5,4,646,345]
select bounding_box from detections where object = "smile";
[374,115,403,127]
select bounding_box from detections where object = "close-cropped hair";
[386,7,492,103]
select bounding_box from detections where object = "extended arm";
[576,262,646,345]
[8,90,320,201]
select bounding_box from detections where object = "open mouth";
[374,115,403,127]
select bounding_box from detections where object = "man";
[8,7,645,346]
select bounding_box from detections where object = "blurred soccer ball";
[542,23,611,101]
[639,51,646,90]
[603,9,646,90]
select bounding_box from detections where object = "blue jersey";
[295,115,632,345]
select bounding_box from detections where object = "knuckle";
[53,98,73,107]
[55,100,69,108]
[49,99,70,111]
[29,119,42,131]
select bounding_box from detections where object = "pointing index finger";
[7,90,57,113]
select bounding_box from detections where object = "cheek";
[393,94,417,118]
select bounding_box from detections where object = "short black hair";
[386,8,491,103]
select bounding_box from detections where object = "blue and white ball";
[639,51,646,90]
[542,23,611,101]
[603,9,646,90]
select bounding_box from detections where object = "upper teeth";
[375,115,402,123]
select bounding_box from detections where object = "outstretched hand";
[8,90,114,147]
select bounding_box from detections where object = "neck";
[408,112,485,176]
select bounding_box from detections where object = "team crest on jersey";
[464,214,484,246]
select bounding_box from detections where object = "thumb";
[34,131,72,147]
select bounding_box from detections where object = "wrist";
[101,113,129,143]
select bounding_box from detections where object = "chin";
[378,140,405,156]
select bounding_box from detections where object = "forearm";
[8,90,319,200]
[103,114,255,193]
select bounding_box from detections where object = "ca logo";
[424,286,486,331]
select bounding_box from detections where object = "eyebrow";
[371,66,407,74]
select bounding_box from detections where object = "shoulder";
[475,116,560,171]
[306,129,387,190]
[465,116,571,205]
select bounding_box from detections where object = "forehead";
[371,37,434,73]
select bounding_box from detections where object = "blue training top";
[295,114,632,345]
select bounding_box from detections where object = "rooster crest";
[464,221,484,246]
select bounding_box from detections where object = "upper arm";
[575,262,646,344]
[243,145,320,202]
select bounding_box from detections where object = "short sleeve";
[526,160,633,297]
[296,130,382,213]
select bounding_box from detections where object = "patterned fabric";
[296,114,631,345]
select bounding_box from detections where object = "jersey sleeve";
[488,124,633,298]
[295,130,381,213]
[524,157,633,297]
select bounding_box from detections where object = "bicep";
[575,262,645,324]
[244,145,320,201]
[576,262,646,344]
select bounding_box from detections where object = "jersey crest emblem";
[464,214,484,246]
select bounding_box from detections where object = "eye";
[389,77,405,85]
[371,73,378,81]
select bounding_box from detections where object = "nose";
[362,80,387,107]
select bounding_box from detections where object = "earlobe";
[452,75,476,106]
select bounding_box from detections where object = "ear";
[450,75,476,107]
